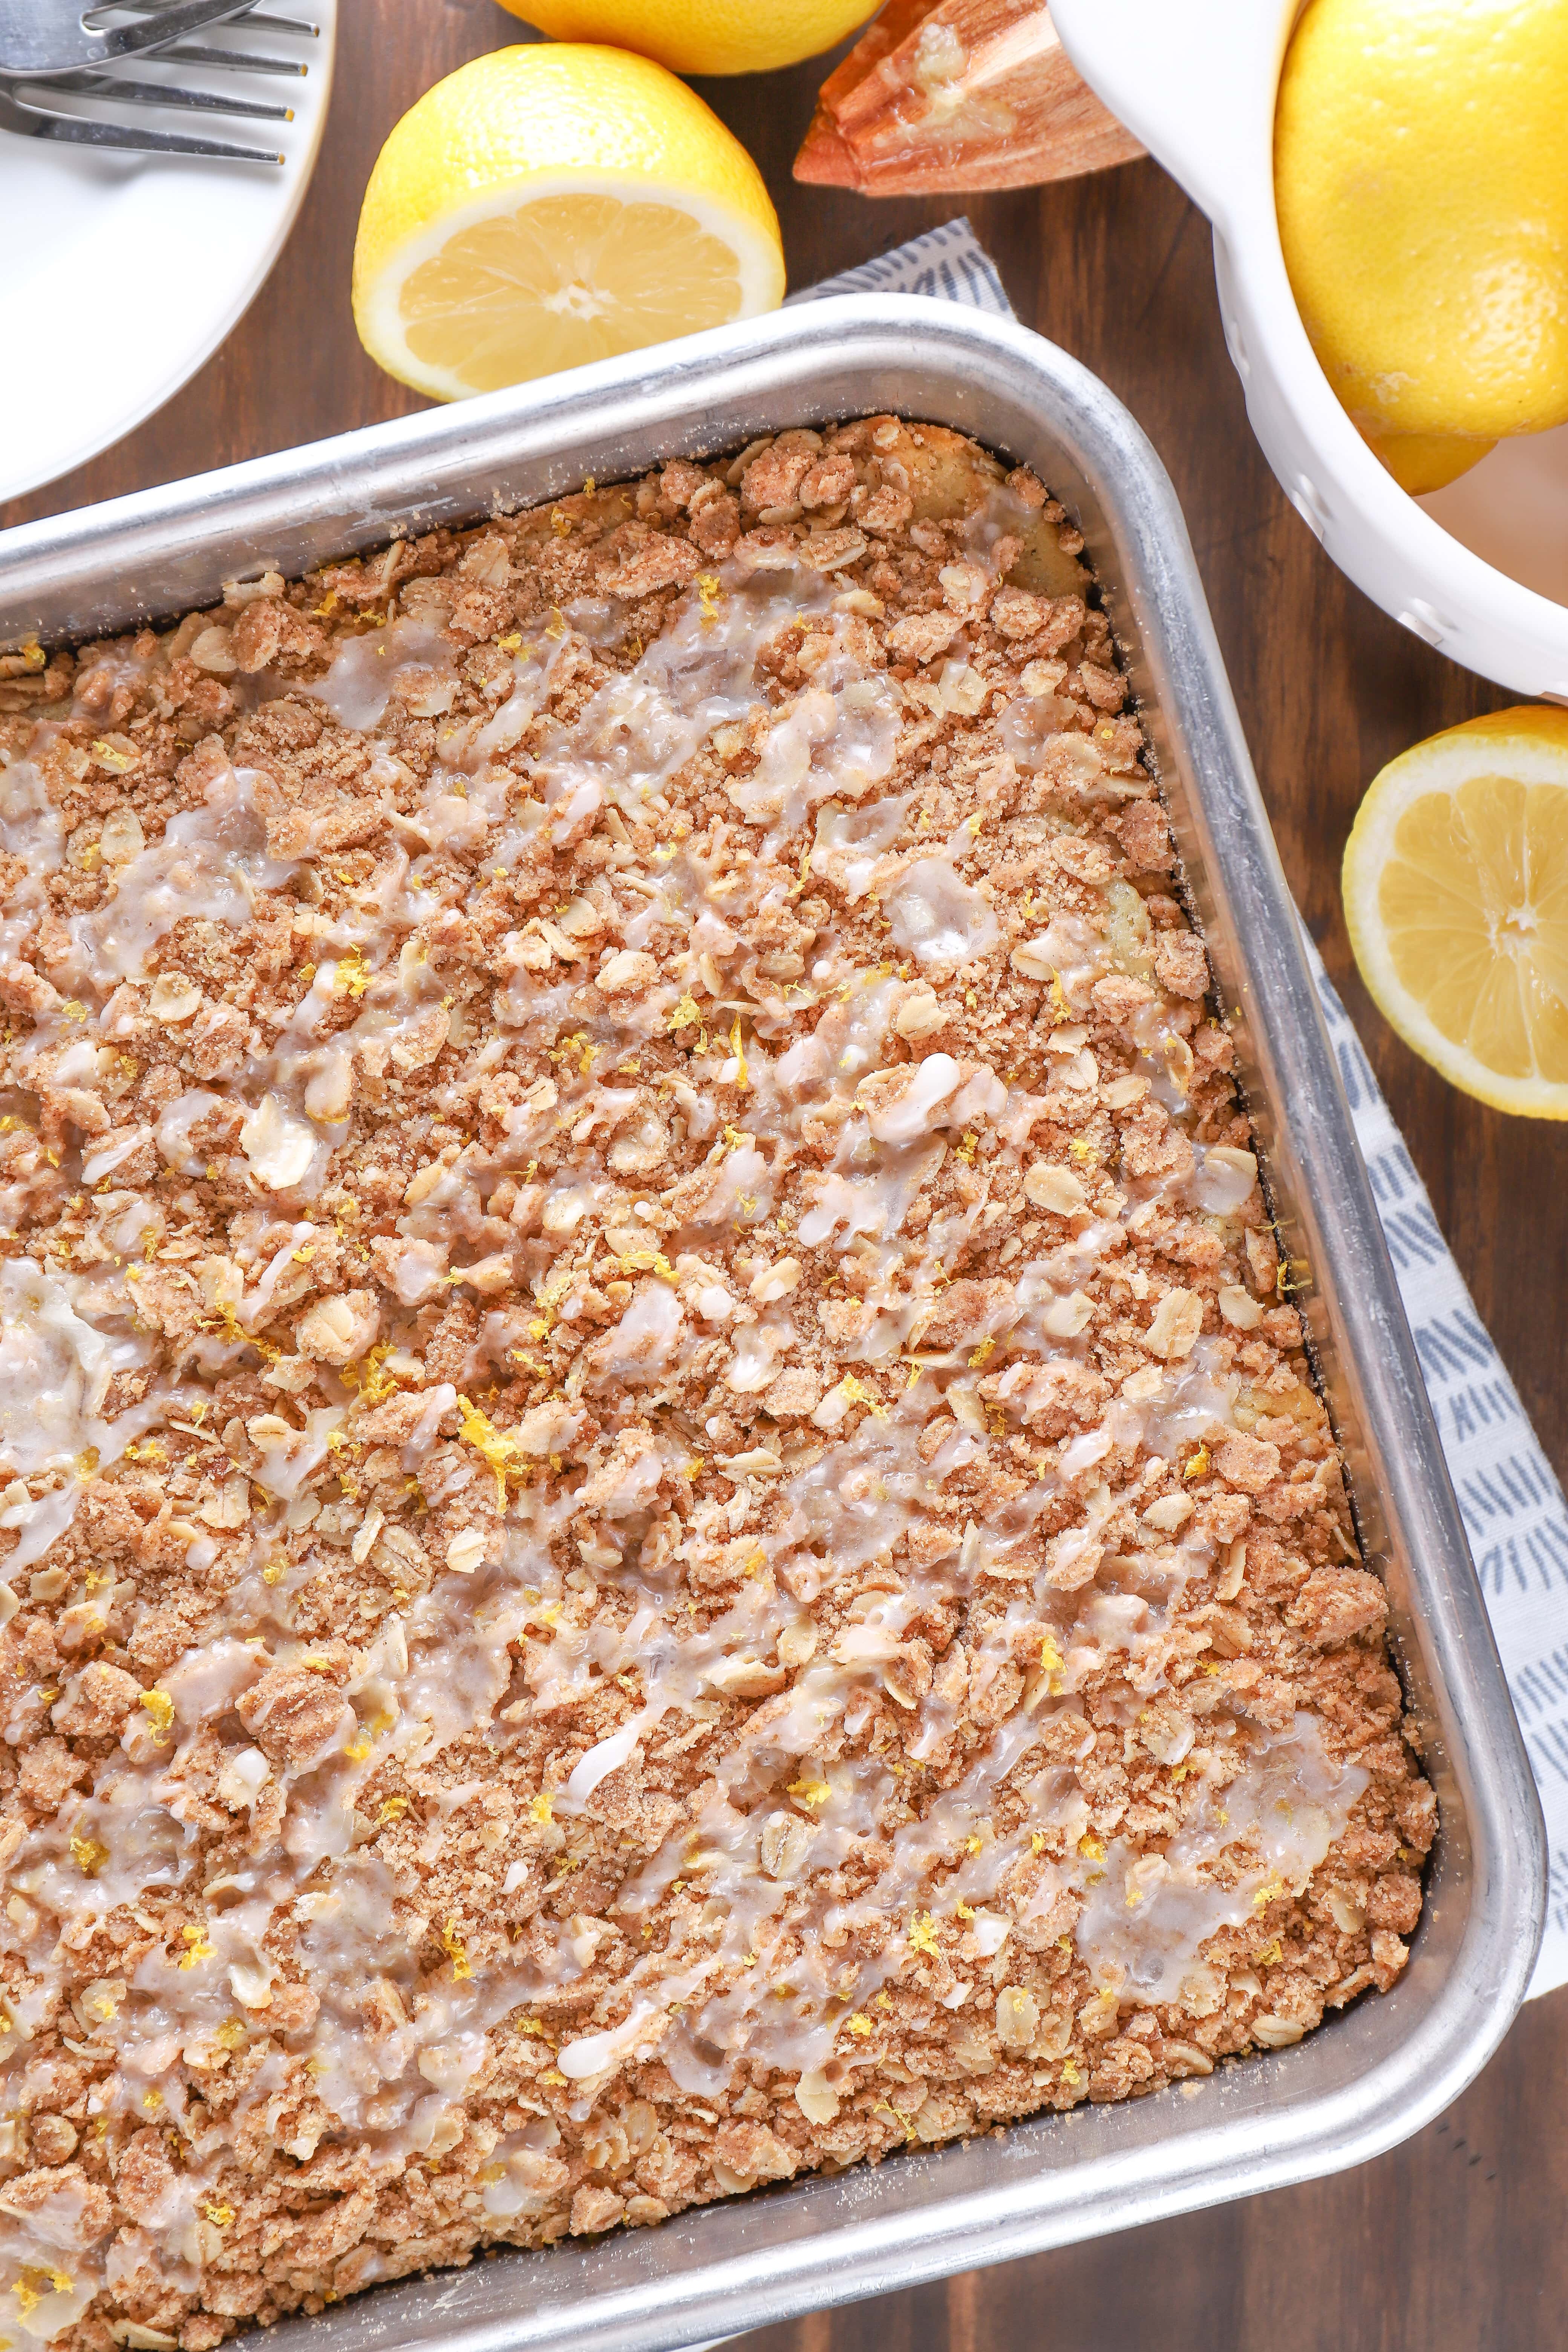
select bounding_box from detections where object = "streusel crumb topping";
[0,419,1430,2348]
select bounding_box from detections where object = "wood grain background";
[4,5,1563,2343]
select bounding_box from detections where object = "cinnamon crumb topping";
[0,420,1431,2345]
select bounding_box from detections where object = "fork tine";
[138,41,308,73]
[93,3,320,28]
[1,90,282,160]
[30,67,292,118]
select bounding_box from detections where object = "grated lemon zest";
[140,1688,175,1735]
[178,1924,214,1969]
[836,1373,886,1419]
[455,1392,530,1510]
[68,1832,109,1877]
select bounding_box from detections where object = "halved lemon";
[1343,707,1568,1116]
[352,46,785,403]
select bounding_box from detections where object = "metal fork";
[0,0,260,77]
[0,2,313,162]
[94,2,317,25]
[0,76,285,159]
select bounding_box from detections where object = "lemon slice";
[1343,708,1568,1117]
[352,46,785,402]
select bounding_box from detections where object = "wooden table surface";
[5,4,1563,2343]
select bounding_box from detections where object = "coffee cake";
[0,418,1432,2347]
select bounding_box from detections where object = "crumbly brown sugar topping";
[0,420,1430,2347]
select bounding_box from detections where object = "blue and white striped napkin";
[799,220,1568,1997]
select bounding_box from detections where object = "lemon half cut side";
[1343,707,1568,1118]
[353,47,786,403]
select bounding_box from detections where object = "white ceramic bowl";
[1051,0,1568,698]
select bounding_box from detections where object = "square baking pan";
[0,296,1545,2352]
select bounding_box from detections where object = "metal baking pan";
[0,297,1545,2352]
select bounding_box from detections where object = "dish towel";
[799,219,1568,1999]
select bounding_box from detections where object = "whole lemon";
[496,0,877,77]
[1276,0,1568,494]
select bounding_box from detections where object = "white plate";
[0,0,336,507]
